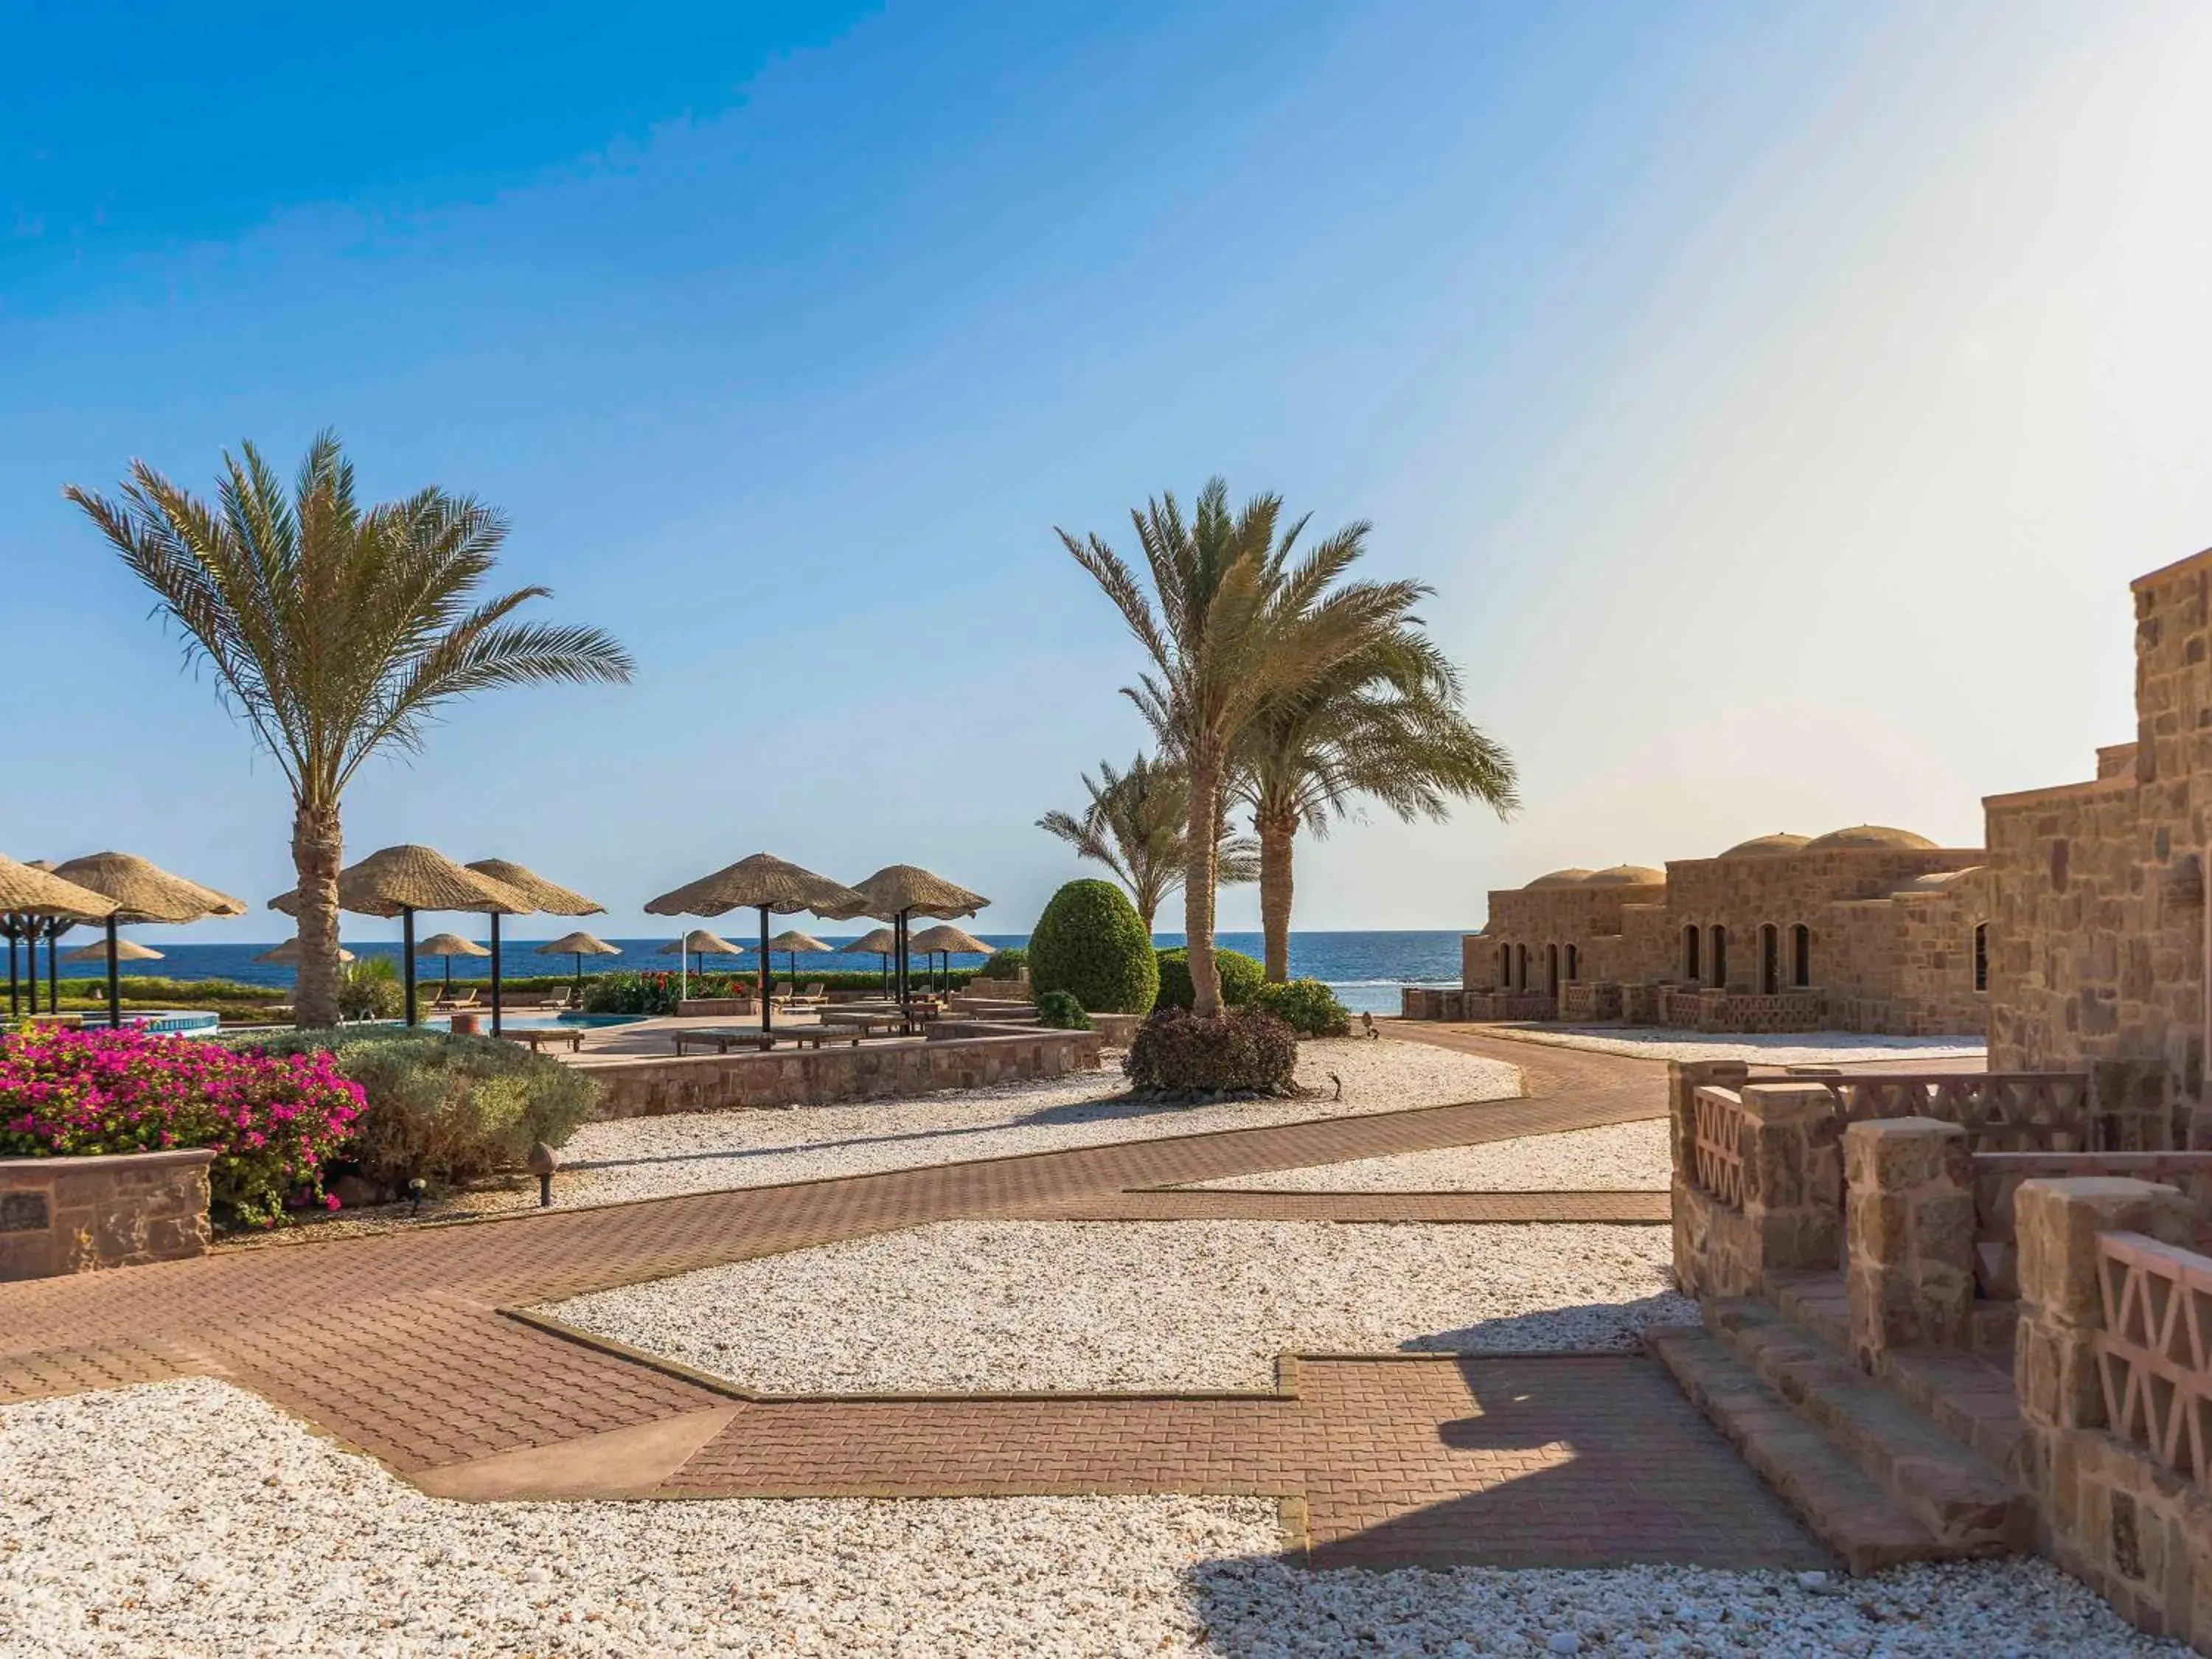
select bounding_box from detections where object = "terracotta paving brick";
[0,1028,1820,1569]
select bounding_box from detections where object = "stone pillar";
[1843,1116,1974,1369]
[1742,1081,1845,1276]
[1667,1060,1750,1186]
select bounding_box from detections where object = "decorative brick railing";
[1811,1072,2091,1153]
[2094,1229,2212,1481]
[1691,1085,1749,1209]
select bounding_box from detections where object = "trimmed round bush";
[979,946,1027,981]
[1152,946,1265,1012]
[1124,1006,1298,1098]
[1034,990,1092,1030]
[1253,978,1352,1037]
[1027,880,1158,1014]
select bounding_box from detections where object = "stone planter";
[0,1147,215,1281]
[449,1011,481,1037]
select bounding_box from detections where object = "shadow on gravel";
[1397,1291,1697,1357]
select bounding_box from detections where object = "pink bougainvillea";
[0,1027,363,1228]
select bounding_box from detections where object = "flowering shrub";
[1124,1006,1298,1098]
[0,1027,363,1228]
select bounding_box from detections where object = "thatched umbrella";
[764,928,830,996]
[908,922,993,993]
[63,937,162,963]
[255,937,356,966]
[49,852,240,1029]
[269,845,527,1026]
[658,929,743,978]
[841,925,901,995]
[12,860,72,1017]
[844,866,989,1008]
[414,931,490,996]
[0,857,121,1019]
[538,930,619,995]
[463,858,605,1038]
[645,854,868,1035]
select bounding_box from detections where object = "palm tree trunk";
[291,799,344,1029]
[1259,810,1296,983]
[1183,742,1223,1018]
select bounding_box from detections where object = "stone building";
[1984,546,2212,1124]
[1453,827,1989,1034]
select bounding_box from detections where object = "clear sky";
[6,1,2211,942]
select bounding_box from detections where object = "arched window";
[1759,924,1779,995]
[1711,925,1728,988]
[1792,925,1811,988]
[1516,944,1528,991]
[1499,942,1511,988]
[1973,922,1989,993]
[1546,943,1560,997]
[1565,944,1579,982]
[1683,925,1701,981]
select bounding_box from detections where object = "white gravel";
[257,1039,1522,1237]
[1193,1120,1671,1194]
[543,1220,1691,1393]
[1477,1026,1986,1066]
[0,1380,2178,1657]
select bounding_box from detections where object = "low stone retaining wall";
[0,1148,215,1281]
[675,996,757,1018]
[588,1029,1104,1119]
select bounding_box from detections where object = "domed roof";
[1804,824,1937,852]
[1585,865,1666,886]
[1525,868,1594,888]
[1720,833,1811,858]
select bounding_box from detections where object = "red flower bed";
[0,1026,364,1228]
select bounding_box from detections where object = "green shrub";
[979,947,1026,980]
[1124,1007,1298,1097]
[1152,947,1264,1012]
[336,957,401,1021]
[1028,881,1158,1013]
[231,1028,597,1192]
[1034,990,1091,1030]
[1253,978,1352,1037]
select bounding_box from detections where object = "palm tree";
[67,431,633,1029]
[1234,633,1517,981]
[1061,478,1425,1017]
[1037,754,1259,930]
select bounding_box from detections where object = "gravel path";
[544,1220,1690,1393]
[230,1040,1521,1242]
[0,1380,2177,1657]
[1472,1026,1986,1065]
[1193,1120,1672,1194]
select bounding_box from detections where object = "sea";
[9,931,1468,1017]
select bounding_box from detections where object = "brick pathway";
[0,1026,1823,1569]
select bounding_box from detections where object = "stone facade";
[1843,1118,1975,1368]
[1455,831,1989,1035]
[587,1029,1102,1119]
[0,1148,215,1281]
[1668,1061,1843,1300]
[1984,549,2212,1139]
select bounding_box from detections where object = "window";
[1499,943,1511,988]
[1759,924,1779,995]
[1973,922,1989,993]
[1565,944,1580,982]
[1792,924,1811,988]
[1546,943,1560,997]
[1711,925,1728,988]
[1683,925,1701,981]
[1516,944,1528,991]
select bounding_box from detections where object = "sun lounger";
[785,981,830,1008]
[503,1027,587,1053]
[536,987,577,1011]
[670,1029,777,1055]
[787,1027,863,1049]
[432,987,480,1011]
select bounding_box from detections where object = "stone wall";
[1668,1061,1843,1300]
[586,1029,1103,1119]
[0,1148,214,1281]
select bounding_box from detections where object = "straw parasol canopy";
[0,855,119,919]
[64,938,162,963]
[843,927,900,956]
[763,928,830,992]
[908,924,992,957]
[538,930,619,992]
[463,859,605,917]
[645,854,869,1034]
[415,931,490,995]
[268,844,528,919]
[844,865,990,1004]
[256,937,355,965]
[659,930,742,956]
[49,852,240,925]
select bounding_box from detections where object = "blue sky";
[6,1,2212,942]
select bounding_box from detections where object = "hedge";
[1152,947,1265,1012]
[1027,880,1159,1013]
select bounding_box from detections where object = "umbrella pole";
[7,927,18,1018]
[759,907,773,1036]
[23,928,35,1016]
[403,907,418,1027]
[490,912,504,1037]
[105,915,120,1029]
[46,928,59,1012]
[574,950,583,998]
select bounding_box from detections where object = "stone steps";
[1644,1325,1940,1574]
[1702,1298,2031,1556]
